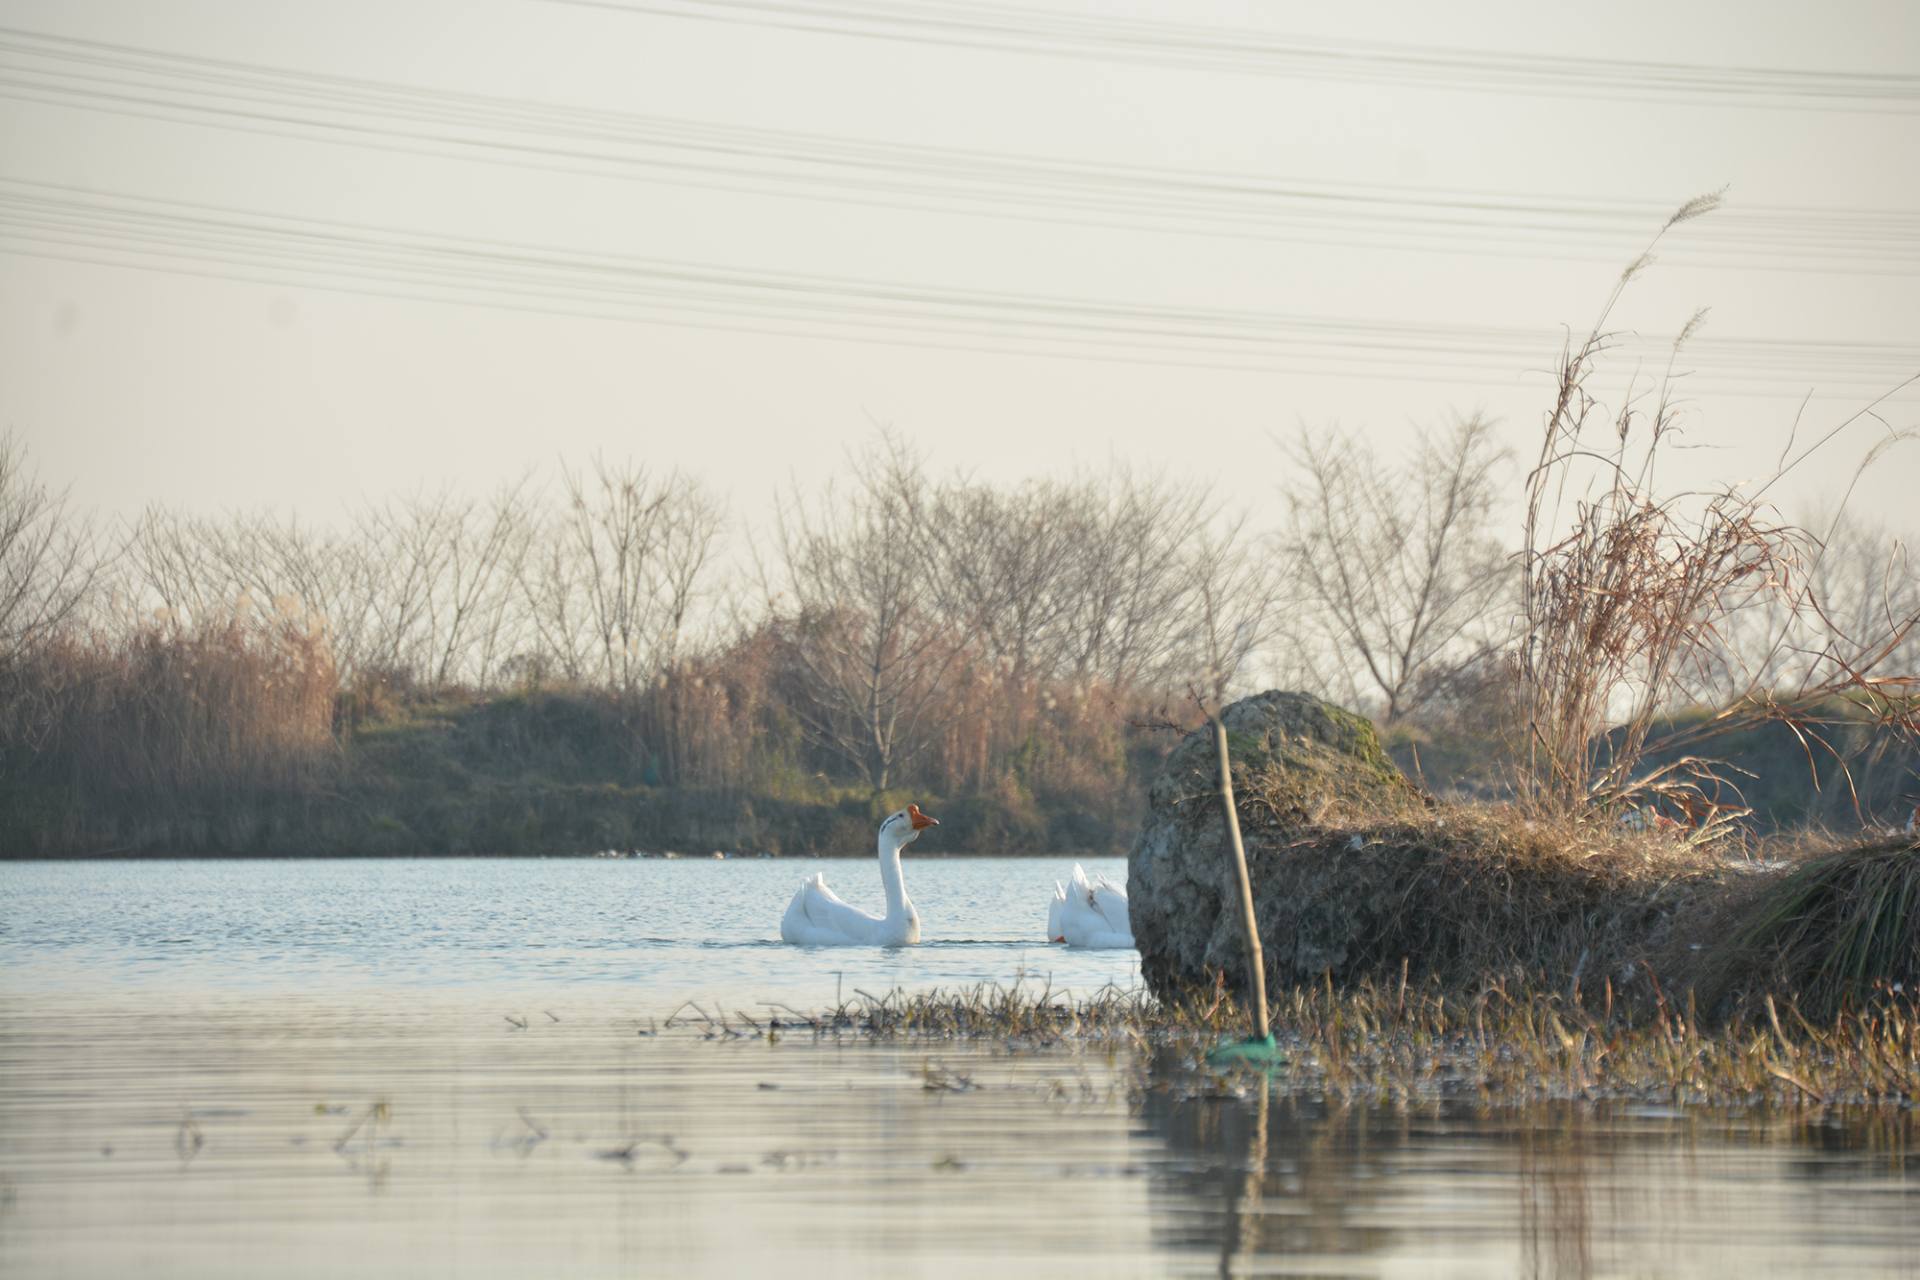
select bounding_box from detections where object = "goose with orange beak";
[780,804,939,946]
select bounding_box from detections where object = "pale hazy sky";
[1,0,1916,536]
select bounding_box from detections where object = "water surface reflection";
[1,998,1915,1277]
[1139,1053,1919,1277]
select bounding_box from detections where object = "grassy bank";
[1382,696,1920,831]
[5,679,1913,859]
[1210,740,1919,1024]
[0,686,1155,857]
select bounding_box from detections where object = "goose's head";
[882,803,940,849]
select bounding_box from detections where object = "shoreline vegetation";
[1128,693,1919,1021]
[0,681,1163,858]
[1,679,1912,860]
[635,977,1920,1110]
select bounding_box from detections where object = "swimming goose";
[1050,863,1134,949]
[780,804,938,946]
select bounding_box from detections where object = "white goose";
[1048,863,1134,949]
[780,804,938,946]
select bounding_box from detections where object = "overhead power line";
[545,0,1920,113]
[1,178,1912,399]
[1,26,1915,274]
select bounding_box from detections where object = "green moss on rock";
[1129,691,1421,997]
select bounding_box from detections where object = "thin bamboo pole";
[1213,716,1269,1041]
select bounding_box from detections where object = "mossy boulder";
[1128,690,1739,1004]
[1127,690,1420,998]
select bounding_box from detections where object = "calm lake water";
[3,858,1918,1278]
[0,856,1141,1006]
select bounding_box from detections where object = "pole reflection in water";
[1135,1047,1919,1277]
[1518,1118,1595,1279]
[1222,1073,1268,1277]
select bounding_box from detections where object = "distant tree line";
[0,399,1913,839]
[0,431,1282,829]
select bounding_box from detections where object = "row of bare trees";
[762,440,1279,790]
[0,434,1286,805]
[2,345,1912,819]
[113,459,723,695]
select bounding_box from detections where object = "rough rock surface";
[1127,690,1417,999]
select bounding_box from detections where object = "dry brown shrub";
[1515,192,1919,828]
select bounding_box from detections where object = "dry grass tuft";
[1705,837,1920,1018]
[1227,780,1725,996]
[1515,191,1918,826]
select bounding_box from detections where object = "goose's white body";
[781,871,919,946]
[780,806,935,946]
[1050,863,1134,949]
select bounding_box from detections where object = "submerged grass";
[709,975,1919,1110]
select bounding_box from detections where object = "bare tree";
[763,448,959,791]
[360,485,535,688]
[1281,413,1511,722]
[1057,468,1213,693]
[1809,517,1920,679]
[0,434,101,765]
[445,483,537,687]
[237,515,380,679]
[120,508,386,681]
[917,465,1224,698]
[1699,510,1920,703]
[0,435,98,651]
[357,499,446,680]
[921,478,1079,685]
[119,508,223,625]
[1184,514,1282,705]
[528,457,724,697]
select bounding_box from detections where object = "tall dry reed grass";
[1515,192,1919,827]
[14,609,337,797]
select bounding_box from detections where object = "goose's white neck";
[878,824,913,922]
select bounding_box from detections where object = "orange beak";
[908,803,939,830]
